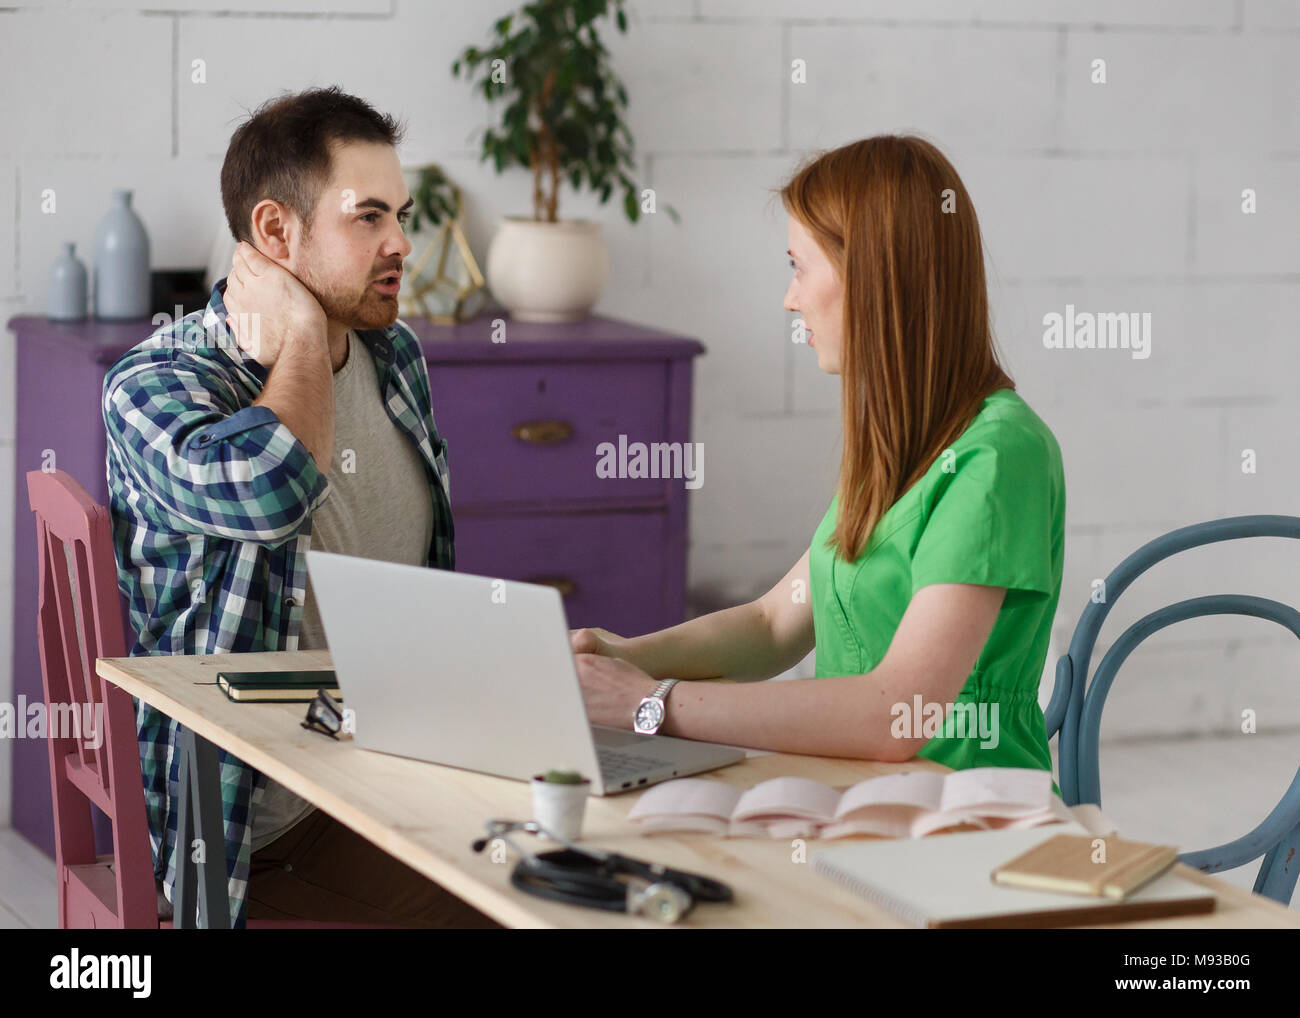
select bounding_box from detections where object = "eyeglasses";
[300,688,344,739]
[472,819,578,863]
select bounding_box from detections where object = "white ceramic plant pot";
[485,216,609,322]
[531,774,592,842]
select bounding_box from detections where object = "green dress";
[809,388,1064,793]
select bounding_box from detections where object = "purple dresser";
[8,310,704,857]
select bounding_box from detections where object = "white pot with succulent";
[452,0,677,323]
[530,768,592,842]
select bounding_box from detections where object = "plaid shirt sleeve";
[102,346,331,547]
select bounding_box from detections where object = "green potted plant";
[452,0,674,322]
[531,767,592,841]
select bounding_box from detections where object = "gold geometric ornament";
[398,183,487,325]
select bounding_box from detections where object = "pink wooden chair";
[26,468,390,929]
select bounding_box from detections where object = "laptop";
[305,551,746,795]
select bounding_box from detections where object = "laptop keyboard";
[597,747,675,784]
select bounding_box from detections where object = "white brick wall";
[3,2,1300,828]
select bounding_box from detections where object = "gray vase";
[48,242,88,321]
[93,188,150,320]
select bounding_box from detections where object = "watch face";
[636,699,665,732]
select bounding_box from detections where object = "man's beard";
[297,251,399,331]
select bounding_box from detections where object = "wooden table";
[96,650,1300,929]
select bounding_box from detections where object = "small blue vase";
[93,188,150,320]
[48,241,88,321]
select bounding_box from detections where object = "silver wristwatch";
[634,679,679,735]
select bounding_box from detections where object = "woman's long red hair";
[778,135,1015,562]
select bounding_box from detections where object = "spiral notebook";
[813,822,1216,928]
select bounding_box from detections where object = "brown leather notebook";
[992,832,1178,899]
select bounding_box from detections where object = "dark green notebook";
[216,669,341,704]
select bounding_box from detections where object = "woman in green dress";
[573,135,1064,777]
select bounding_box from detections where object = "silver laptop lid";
[305,551,607,793]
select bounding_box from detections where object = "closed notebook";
[217,669,341,704]
[991,832,1178,899]
[813,822,1215,929]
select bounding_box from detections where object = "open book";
[627,767,1114,840]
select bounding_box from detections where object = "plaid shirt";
[102,277,454,927]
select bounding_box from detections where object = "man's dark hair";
[220,85,406,244]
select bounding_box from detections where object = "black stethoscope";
[472,819,733,923]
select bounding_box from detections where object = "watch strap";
[652,678,679,702]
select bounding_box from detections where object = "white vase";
[485,216,608,322]
[93,188,151,320]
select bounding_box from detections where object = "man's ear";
[247,198,294,261]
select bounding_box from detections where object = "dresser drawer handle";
[527,576,576,598]
[512,419,573,444]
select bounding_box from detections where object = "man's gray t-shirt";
[250,329,434,852]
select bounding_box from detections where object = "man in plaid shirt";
[102,87,496,928]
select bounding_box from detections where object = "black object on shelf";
[150,268,210,320]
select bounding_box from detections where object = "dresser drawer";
[428,362,669,506]
[452,510,675,637]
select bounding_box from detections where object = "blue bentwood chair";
[1043,515,1300,906]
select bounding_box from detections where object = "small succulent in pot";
[531,767,591,841]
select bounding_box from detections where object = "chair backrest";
[1049,514,1300,905]
[26,468,157,928]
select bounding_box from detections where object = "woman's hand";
[222,241,326,367]
[574,653,658,729]
[569,626,629,659]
